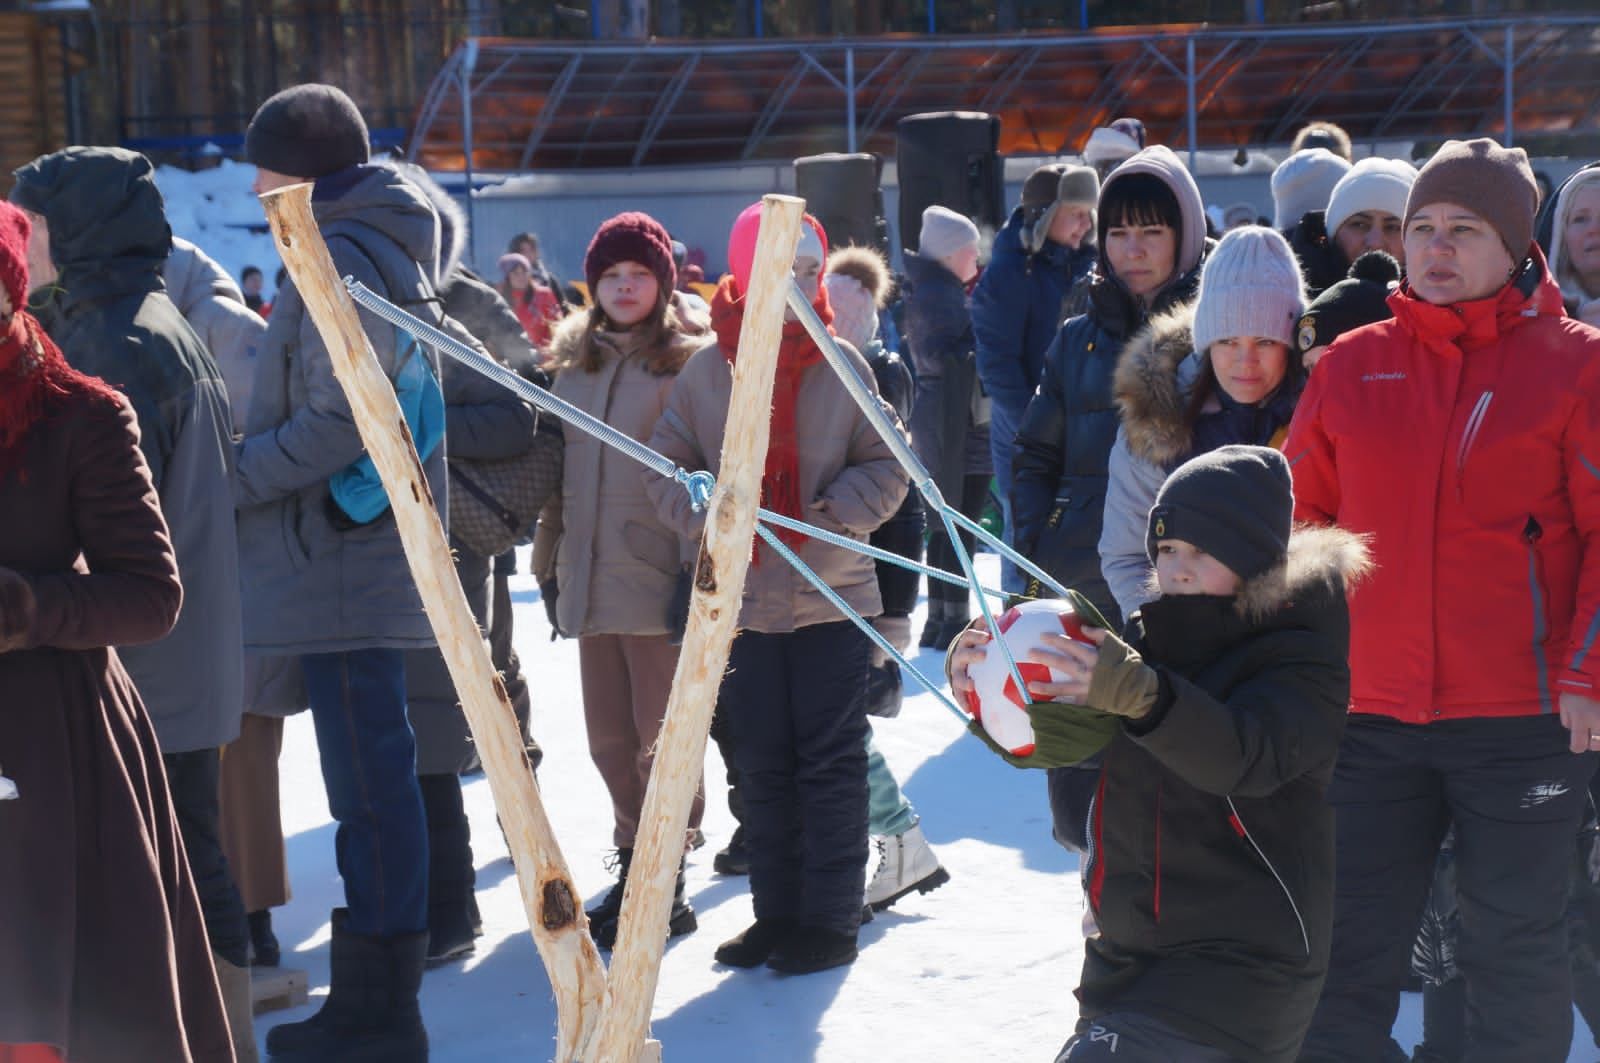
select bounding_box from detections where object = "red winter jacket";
[1286,250,1600,723]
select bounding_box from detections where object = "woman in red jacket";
[1289,139,1600,1062]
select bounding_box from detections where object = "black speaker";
[794,152,889,254]
[895,111,1004,253]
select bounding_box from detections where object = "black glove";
[667,565,692,646]
[539,578,564,640]
[0,566,36,653]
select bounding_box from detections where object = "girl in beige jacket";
[532,212,707,950]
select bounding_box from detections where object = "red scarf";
[710,273,835,554]
[0,311,114,482]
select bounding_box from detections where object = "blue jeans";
[989,402,1024,594]
[301,648,428,937]
[866,731,917,838]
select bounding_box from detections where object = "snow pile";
[153,160,282,300]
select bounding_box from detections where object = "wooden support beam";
[259,183,608,1062]
[586,194,807,1063]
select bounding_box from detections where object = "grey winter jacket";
[235,165,449,654]
[163,237,267,432]
[1100,306,1206,619]
[395,163,540,771]
[13,146,244,753]
[1100,304,1304,619]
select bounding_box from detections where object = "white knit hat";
[1325,157,1418,239]
[918,204,980,261]
[1270,148,1351,230]
[1084,125,1143,168]
[1192,225,1307,356]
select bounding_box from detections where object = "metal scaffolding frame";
[408,16,1600,174]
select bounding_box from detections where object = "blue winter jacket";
[972,206,1096,429]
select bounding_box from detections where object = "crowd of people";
[3,72,1600,1063]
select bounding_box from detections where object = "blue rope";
[344,275,1048,721]
[753,524,969,722]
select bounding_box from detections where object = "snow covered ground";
[254,554,1596,1062]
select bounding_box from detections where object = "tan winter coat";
[535,318,699,637]
[646,337,910,633]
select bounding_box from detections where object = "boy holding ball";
[950,446,1367,1063]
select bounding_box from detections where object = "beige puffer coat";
[645,337,910,633]
[535,316,700,637]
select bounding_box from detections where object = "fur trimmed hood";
[1113,301,1201,466]
[825,245,894,307]
[544,305,701,377]
[1234,524,1371,623]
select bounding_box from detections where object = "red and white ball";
[961,599,1094,756]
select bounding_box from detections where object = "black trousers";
[925,473,991,610]
[720,621,870,935]
[1299,714,1595,1063]
[164,748,250,968]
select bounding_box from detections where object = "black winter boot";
[714,918,796,968]
[713,826,750,876]
[249,909,281,968]
[264,909,428,1062]
[918,599,948,648]
[592,858,697,950]
[767,925,859,975]
[585,848,632,940]
[419,773,479,967]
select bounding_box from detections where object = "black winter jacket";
[1077,527,1367,1063]
[1009,259,1204,625]
[902,250,989,498]
[863,339,925,616]
[1284,210,1350,299]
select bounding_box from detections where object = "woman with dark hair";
[1010,145,1212,855]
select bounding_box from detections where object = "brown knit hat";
[1405,138,1539,258]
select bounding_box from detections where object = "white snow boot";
[866,823,950,911]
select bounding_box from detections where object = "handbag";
[448,427,564,557]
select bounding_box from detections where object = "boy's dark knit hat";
[1406,137,1539,258]
[1146,445,1294,584]
[246,84,370,180]
[1296,250,1401,353]
[584,211,675,295]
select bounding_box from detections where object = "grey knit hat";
[1146,445,1294,584]
[919,204,980,261]
[246,83,370,180]
[1192,225,1307,355]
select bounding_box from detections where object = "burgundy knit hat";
[584,212,676,296]
[0,202,29,316]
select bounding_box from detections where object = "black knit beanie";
[1296,251,1401,353]
[1146,445,1294,584]
[246,84,370,180]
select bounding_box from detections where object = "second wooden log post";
[259,183,609,1062]
[586,195,806,1063]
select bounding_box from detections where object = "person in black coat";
[1009,145,1212,854]
[904,204,989,648]
[953,447,1370,1063]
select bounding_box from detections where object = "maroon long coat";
[0,383,233,1062]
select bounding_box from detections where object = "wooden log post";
[260,184,609,1062]
[587,195,806,1063]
